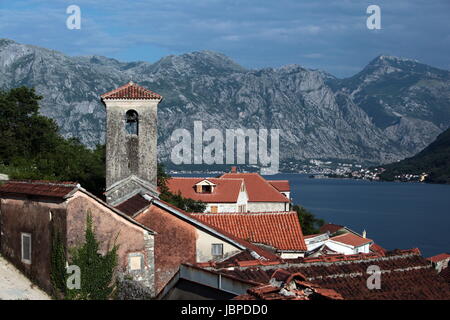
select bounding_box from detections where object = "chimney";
[231,166,237,173]
[362,230,367,238]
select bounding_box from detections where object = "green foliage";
[0,87,106,196]
[379,126,450,184]
[50,228,67,298]
[66,213,118,300]
[293,204,325,235]
[157,163,207,212]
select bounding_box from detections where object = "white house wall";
[195,229,241,262]
[247,202,287,212]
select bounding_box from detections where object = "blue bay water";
[271,174,450,258]
[175,173,449,257]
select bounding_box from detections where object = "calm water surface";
[272,174,450,257]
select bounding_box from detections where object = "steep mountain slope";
[380,126,450,183]
[329,55,450,155]
[1,39,449,168]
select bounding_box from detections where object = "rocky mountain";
[0,38,449,169]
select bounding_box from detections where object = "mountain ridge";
[1,38,449,169]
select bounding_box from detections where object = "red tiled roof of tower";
[166,177,244,203]
[191,211,307,251]
[101,81,162,100]
[0,180,79,199]
[330,233,372,247]
[427,253,450,263]
[268,180,290,192]
[220,173,289,202]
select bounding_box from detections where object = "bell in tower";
[100,81,163,205]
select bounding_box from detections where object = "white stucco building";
[166,171,291,213]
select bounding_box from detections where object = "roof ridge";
[191,211,296,215]
[101,81,162,100]
[7,180,79,187]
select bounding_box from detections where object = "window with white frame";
[21,233,32,264]
[211,243,223,257]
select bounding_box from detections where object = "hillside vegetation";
[380,127,450,183]
[0,86,106,195]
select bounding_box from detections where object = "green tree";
[0,87,106,196]
[50,228,68,298]
[293,204,325,235]
[66,213,118,300]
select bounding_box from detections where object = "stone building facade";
[101,81,163,205]
[0,181,155,295]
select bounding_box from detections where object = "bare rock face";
[1,39,449,167]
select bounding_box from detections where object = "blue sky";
[1,0,449,77]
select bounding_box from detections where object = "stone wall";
[0,196,67,293]
[66,191,155,295]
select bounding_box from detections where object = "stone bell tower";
[101,81,163,205]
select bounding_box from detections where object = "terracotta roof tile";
[101,81,162,100]
[220,173,289,203]
[427,253,450,263]
[268,180,290,192]
[370,243,387,256]
[319,223,345,234]
[330,233,372,247]
[0,180,78,198]
[216,249,450,300]
[134,197,281,262]
[191,211,307,251]
[166,177,243,203]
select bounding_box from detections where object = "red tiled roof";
[319,223,345,234]
[166,177,243,203]
[134,197,280,262]
[370,243,387,256]
[115,193,151,217]
[213,249,450,300]
[330,233,372,247]
[220,173,289,203]
[234,271,342,300]
[191,211,307,251]
[101,81,162,100]
[0,180,78,199]
[268,180,290,192]
[427,253,450,263]
[439,266,450,284]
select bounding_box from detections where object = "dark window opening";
[196,185,213,193]
[126,110,139,135]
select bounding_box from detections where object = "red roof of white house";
[268,180,290,192]
[101,81,162,100]
[220,173,289,203]
[191,211,307,251]
[166,177,244,203]
[330,233,373,247]
[427,253,450,263]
